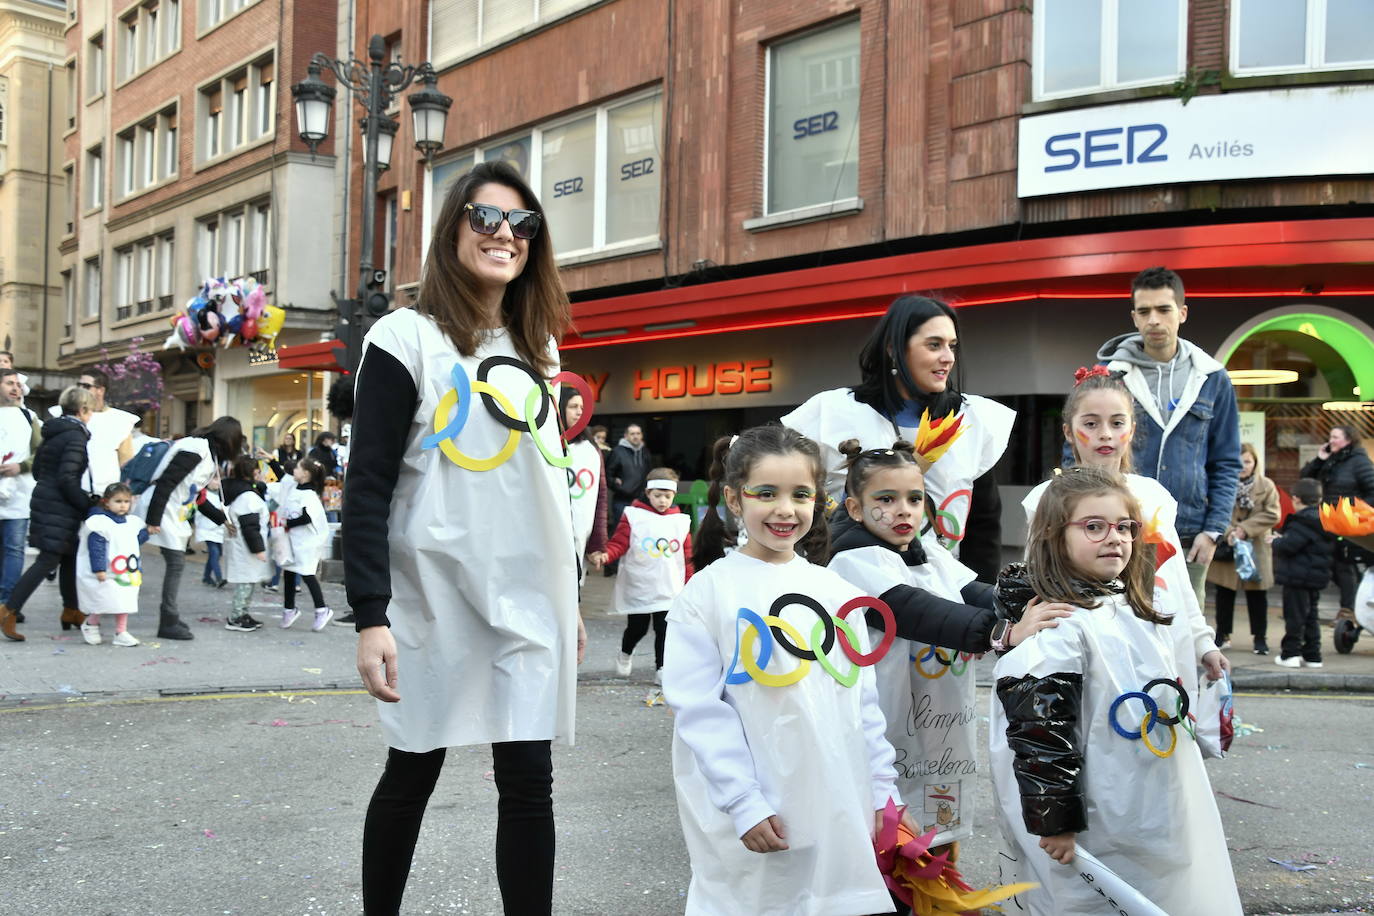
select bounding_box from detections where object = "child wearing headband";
[590,467,691,683]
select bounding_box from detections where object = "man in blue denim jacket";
[1096,267,1242,606]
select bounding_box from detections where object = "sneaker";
[311,607,334,631]
[111,631,140,647]
[80,622,102,646]
[331,611,356,628]
[225,614,263,632]
[1274,654,1301,668]
[280,608,301,629]
[262,584,280,594]
[1252,639,1269,656]
[1217,636,1231,650]
[1302,659,1324,668]
[654,667,662,685]
[615,652,633,677]
[215,578,228,590]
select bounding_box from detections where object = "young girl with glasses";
[990,467,1242,915]
[1023,368,1228,709]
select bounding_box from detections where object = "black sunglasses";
[464,203,541,240]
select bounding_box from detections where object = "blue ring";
[1109,691,1159,739]
[725,608,773,685]
[421,362,473,450]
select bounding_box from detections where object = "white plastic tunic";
[989,594,1242,916]
[0,406,36,520]
[567,438,602,557]
[611,505,690,614]
[86,407,139,493]
[828,543,979,846]
[782,389,1015,558]
[193,490,224,545]
[1022,475,1219,709]
[137,437,214,550]
[360,309,580,752]
[224,489,270,585]
[277,479,330,575]
[663,551,899,916]
[76,513,146,616]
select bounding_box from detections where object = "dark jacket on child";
[1272,506,1334,590]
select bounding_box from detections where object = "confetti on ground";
[196,617,220,623]
[55,685,81,695]
[52,649,66,655]
[1269,858,1318,872]
[138,656,189,668]
[644,690,665,707]
[249,718,367,728]
[301,667,322,675]
[1355,762,1372,769]
[202,829,217,839]
[1217,791,1282,809]
[284,694,316,704]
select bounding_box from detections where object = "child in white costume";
[276,456,334,631]
[194,479,226,587]
[593,467,692,680]
[77,483,148,647]
[663,425,914,916]
[990,468,1242,916]
[1023,367,1228,709]
[222,455,269,632]
[826,439,1071,855]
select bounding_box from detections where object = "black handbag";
[1212,541,1235,563]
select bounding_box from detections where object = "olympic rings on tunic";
[931,488,972,542]
[912,645,975,679]
[639,536,682,558]
[1108,678,1190,756]
[420,357,595,472]
[567,466,596,498]
[724,594,895,687]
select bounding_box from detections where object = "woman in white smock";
[344,162,586,916]
[782,296,1015,583]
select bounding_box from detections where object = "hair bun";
[891,438,916,455]
[837,438,864,459]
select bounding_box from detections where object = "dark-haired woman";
[782,295,1015,582]
[136,415,241,640]
[1301,425,1374,616]
[274,433,303,475]
[560,386,608,581]
[344,161,586,916]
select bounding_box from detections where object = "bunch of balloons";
[164,276,287,352]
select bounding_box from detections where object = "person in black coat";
[308,431,340,477]
[1301,424,1374,612]
[605,423,649,529]
[0,386,97,641]
[1272,478,1336,668]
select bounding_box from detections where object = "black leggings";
[1214,585,1268,639]
[621,611,668,668]
[282,571,325,609]
[362,741,554,915]
[7,549,77,613]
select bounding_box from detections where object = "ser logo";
[1043,123,1167,173]
[552,177,584,198]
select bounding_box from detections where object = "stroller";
[1334,566,1374,653]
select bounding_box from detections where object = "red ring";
[834,596,896,666]
[551,371,595,441]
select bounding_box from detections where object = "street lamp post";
[291,34,452,373]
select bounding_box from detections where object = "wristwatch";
[989,618,1014,654]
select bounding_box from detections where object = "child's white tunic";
[225,489,270,585]
[663,551,900,916]
[76,513,146,616]
[989,593,1242,916]
[828,543,979,846]
[567,438,601,556]
[193,490,224,545]
[610,505,690,614]
[277,479,330,576]
[360,309,579,752]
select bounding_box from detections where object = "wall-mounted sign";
[633,360,772,400]
[247,346,279,367]
[1017,85,1374,198]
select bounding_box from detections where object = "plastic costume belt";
[726,593,895,688]
[1108,678,1193,758]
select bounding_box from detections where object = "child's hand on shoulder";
[96,571,106,582]
[1010,596,1076,647]
[1039,832,1076,864]
[740,815,788,853]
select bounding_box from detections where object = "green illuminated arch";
[1221,312,1374,401]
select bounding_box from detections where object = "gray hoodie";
[1097,332,1194,420]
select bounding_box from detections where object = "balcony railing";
[136,299,154,315]
[248,268,270,288]
[115,305,132,320]
[158,294,174,311]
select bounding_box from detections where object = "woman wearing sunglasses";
[343,160,586,915]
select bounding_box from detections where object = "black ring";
[475,356,550,432]
[566,467,578,488]
[1143,677,1189,725]
[768,593,835,661]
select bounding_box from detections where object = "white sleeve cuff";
[727,792,777,839]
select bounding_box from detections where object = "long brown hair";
[418,160,571,377]
[1026,467,1169,624]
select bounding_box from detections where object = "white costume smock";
[86,407,139,493]
[76,512,146,616]
[989,593,1242,916]
[277,479,330,575]
[828,543,979,846]
[224,488,270,585]
[568,438,602,556]
[610,504,690,614]
[193,490,224,545]
[0,405,36,520]
[782,389,1015,557]
[1022,475,1219,709]
[137,437,215,550]
[360,309,580,752]
[663,551,900,916]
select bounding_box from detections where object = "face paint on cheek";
[868,505,894,528]
[1075,429,1091,446]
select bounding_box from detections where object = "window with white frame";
[198,53,274,162]
[119,1,179,82]
[117,132,136,197]
[162,109,178,176]
[84,144,103,209]
[84,257,101,319]
[1233,0,1374,74]
[197,218,220,278]
[202,0,258,31]
[62,270,75,337]
[255,61,273,136]
[136,240,156,313]
[87,34,105,98]
[204,88,221,158]
[119,13,139,80]
[156,233,175,308]
[114,247,134,320]
[224,210,244,276]
[197,200,268,280]
[65,61,76,129]
[63,165,75,233]
[115,108,175,199]
[248,201,271,280]
[1033,0,1187,100]
[430,0,597,68]
[765,19,861,216]
[114,232,175,320]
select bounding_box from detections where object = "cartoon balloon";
[256,305,286,346]
[200,309,224,342]
[225,314,244,338]
[243,286,266,320]
[240,316,259,341]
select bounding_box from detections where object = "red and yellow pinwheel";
[914,410,967,471]
[1319,497,1374,537]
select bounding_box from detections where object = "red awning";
[277,339,347,372]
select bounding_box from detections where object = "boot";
[0,604,24,641]
[157,613,194,640]
[60,606,86,630]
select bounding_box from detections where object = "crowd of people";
[0,366,351,644]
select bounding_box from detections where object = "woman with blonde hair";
[1207,441,1280,654]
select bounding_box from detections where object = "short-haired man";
[606,423,650,530]
[0,351,30,402]
[80,369,139,493]
[0,368,40,620]
[1098,266,1243,605]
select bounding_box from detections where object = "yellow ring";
[433,380,521,471]
[740,615,810,687]
[913,646,951,680]
[1139,712,1176,758]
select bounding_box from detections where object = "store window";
[1033,0,1186,100]
[428,151,474,235]
[541,115,596,252]
[766,19,861,215]
[430,0,597,68]
[226,371,328,456]
[1233,0,1374,74]
[605,94,663,246]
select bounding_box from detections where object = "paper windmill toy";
[1319,497,1374,537]
[1142,507,1178,572]
[913,410,967,471]
[873,799,1034,915]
